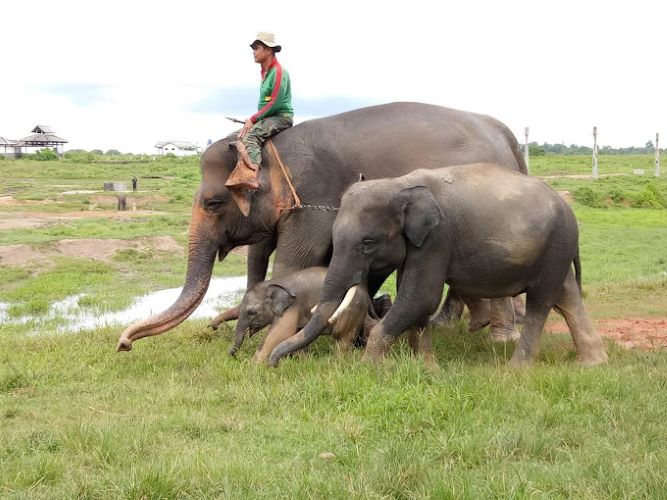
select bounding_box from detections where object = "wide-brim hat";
[250,31,282,52]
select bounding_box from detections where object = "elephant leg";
[407,326,439,370]
[553,271,608,366]
[458,295,491,332]
[509,297,551,367]
[430,288,465,326]
[489,297,521,342]
[362,321,397,361]
[513,295,527,324]
[253,309,300,363]
[209,307,240,330]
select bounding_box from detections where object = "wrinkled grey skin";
[117,102,526,351]
[268,163,608,368]
[230,267,374,363]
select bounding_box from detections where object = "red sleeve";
[251,64,283,123]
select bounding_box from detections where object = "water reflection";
[0,276,246,333]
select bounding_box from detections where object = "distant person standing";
[226,32,294,196]
[132,176,137,192]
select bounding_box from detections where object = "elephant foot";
[576,348,608,366]
[508,355,532,368]
[362,325,395,361]
[489,328,521,343]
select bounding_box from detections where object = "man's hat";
[250,32,281,52]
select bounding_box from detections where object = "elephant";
[267,163,608,368]
[227,266,378,363]
[117,102,527,352]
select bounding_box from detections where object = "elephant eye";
[204,198,224,211]
[360,238,375,253]
[247,309,257,317]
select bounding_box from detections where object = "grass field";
[1,153,667,498]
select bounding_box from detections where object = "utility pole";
[655,133,661,177]
[592,126,599,179]
[524,127,530,174]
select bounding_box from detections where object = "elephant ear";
[267,284,297,317]
[397,185,443,247]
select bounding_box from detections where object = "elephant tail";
[573,248,582,294]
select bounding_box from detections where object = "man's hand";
[238,118,254,139]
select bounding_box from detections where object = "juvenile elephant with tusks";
[226,267,379,363]
[268,163,608,368]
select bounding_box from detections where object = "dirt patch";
[0,209,163,230]
[0,236,184,266]
[0,195,52,206]
[546,317,667,351]
[89,194,170,208]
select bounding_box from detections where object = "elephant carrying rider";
[226,31,294,216]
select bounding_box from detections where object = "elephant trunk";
[229,322,250,356]
[117,204,223,351]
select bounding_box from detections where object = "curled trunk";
[117,205,223,351]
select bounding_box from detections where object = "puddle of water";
[0,276,247,333]
[61,190,99,195]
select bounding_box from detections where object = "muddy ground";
[0,197,664,350]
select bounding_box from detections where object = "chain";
[284,203,339,212]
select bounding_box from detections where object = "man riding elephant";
[227,31,294,216]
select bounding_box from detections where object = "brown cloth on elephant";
[225,141,259,216]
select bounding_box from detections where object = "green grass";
[2,325,667,498]
[1,154,667,497]
[529,154,659,176]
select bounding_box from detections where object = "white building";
[154,141,200,157]
[0,137,19,158]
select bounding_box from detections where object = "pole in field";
[524,127,530,173]
[592,126,598,179]
[655,133,661,177]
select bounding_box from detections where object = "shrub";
[64,151,95,162]
[35,148,58,161]
[574,187,605,208]
[608,188,625,204]
[634,183,666,209]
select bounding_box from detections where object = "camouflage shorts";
[242,115,293,165]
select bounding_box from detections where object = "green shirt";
[251,58,294,123]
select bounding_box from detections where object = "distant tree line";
[528,141,663,156]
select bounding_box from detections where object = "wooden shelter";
[16,125,68,156]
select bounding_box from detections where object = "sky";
[1,0,664,154]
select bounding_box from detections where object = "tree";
[528,143,545,156]
[105,149,121,156]
[35,148,58,161]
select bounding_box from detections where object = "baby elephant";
[222,267,378,363]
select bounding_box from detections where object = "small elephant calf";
[117,194,127,211]
[214,267,379,363]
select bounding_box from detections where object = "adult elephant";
[117,102,526,351]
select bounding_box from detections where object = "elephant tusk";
[328,285,359,325]
[311,305,317,314]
